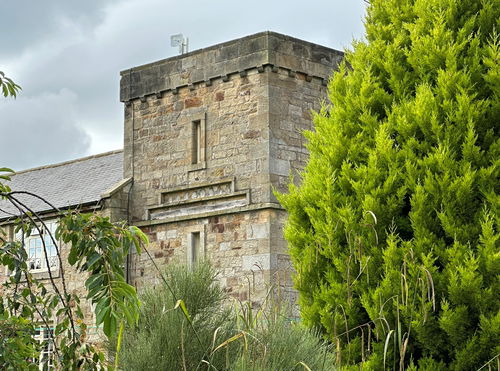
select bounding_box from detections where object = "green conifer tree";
[278,0,499,369]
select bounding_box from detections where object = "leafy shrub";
[120,263,337,370]
[234,315,335,371]
[120,263,238,370]
[277,0,500,369]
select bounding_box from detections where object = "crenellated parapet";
[120,31,343,103]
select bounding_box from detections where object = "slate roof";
[0,150,123,220]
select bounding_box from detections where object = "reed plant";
[119,263,337,370]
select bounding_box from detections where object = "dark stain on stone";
[215,92,224,101]
[243,130,261,139]
[212,223,225,233]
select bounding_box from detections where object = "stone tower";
[120,31,343,302]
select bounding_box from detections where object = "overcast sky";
[0,0,367,171]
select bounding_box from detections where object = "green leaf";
[67,246,79,265]
[103,313,117,337]
[85,252,102,270]
[383,330,395,369]
[174,299,192,324]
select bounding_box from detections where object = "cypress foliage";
[278,0,499,369]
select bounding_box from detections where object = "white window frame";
[33,327,55,370]
[18,220,59,273]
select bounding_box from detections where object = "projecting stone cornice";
[120,31,344,102]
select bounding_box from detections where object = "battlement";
[120,31,343,102]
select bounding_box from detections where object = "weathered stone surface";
[242,253,272,271]
[122,32,341,303]
[120,31,343,102]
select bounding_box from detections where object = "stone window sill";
[188,161,207,172]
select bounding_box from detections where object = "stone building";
[0,151,127,354]
[1,32,342,310]
[120,31,343,302]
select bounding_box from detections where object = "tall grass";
[233,315,335,371]
[120,264,239,370]
[119,263,337,370]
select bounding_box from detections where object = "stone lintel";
[135,202,284,227]
[157,176,235,196]
[148,191,250,220]
[120,31,343,102]
[150,190,248,211]
[148,177,247,221]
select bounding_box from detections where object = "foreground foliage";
[0,167,147,369]
[120,263,336,370]
[278,0,499,369]
[0,71,21,98]
[120,264,236,370]
[233,313,335,371]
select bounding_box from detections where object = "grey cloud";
[0,0,366,170]
[0,89,91,171]
[0,0,123,59]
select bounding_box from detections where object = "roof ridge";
[12,149,124,175]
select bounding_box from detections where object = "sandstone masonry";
[121,31,343,303]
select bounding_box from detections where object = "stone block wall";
[120,31,343,303]
[130,208,283,302]
[269,68,328,194]
[123,69,272,221]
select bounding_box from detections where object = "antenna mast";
[170,34,189,54]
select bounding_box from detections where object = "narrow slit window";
[191,231,200,266]
[191,120,201,164]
